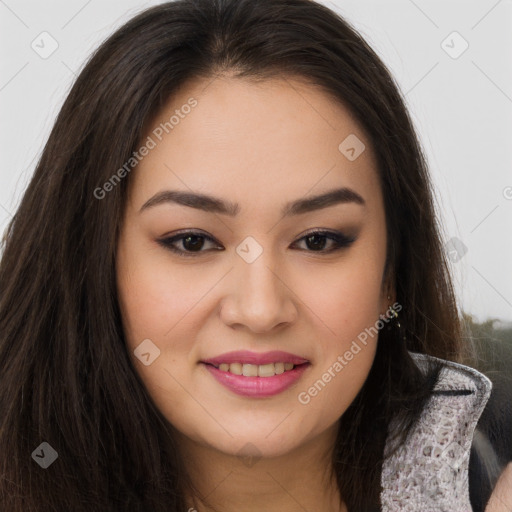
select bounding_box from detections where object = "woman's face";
[116,75,392,459]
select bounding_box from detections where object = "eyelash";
[157,229,356,258]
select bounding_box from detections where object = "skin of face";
[116,74,394,510]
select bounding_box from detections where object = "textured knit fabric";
[380,352,492,512]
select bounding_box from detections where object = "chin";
[218,435,299,461]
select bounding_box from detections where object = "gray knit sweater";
[380,352,492,512]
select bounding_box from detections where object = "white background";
[1,0,511,324]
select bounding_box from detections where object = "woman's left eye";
[157,229,356,258]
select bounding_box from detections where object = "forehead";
[128,75,382,216]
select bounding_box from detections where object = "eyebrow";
[139,186,365,217]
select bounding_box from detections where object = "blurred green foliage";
[461,312,512,379]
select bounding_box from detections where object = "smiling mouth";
[203,361,309,377]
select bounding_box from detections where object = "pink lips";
[201,350,310,398]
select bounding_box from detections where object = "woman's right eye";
[157,230,222,258]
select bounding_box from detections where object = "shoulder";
[483,461,512,511]
[469,368,512,511]
[381,352,493,512]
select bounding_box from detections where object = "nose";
[219,248,298,334]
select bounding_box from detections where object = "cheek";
[116,244,205,424]
[116,239,205,345]
[295,244,385,416]
[305,250,386,342]
[297,269,381,421]
[116,238,218,399]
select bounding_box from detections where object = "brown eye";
[157,231,222,257]
[293,230,356,253]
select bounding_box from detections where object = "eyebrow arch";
[139,186,365,217]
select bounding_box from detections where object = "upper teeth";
[217,362,295,377]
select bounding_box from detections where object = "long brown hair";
[0,0,463,510]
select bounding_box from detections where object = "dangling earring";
[382,295,396,328]
[387,295,405,342]
[389,304,400,329]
